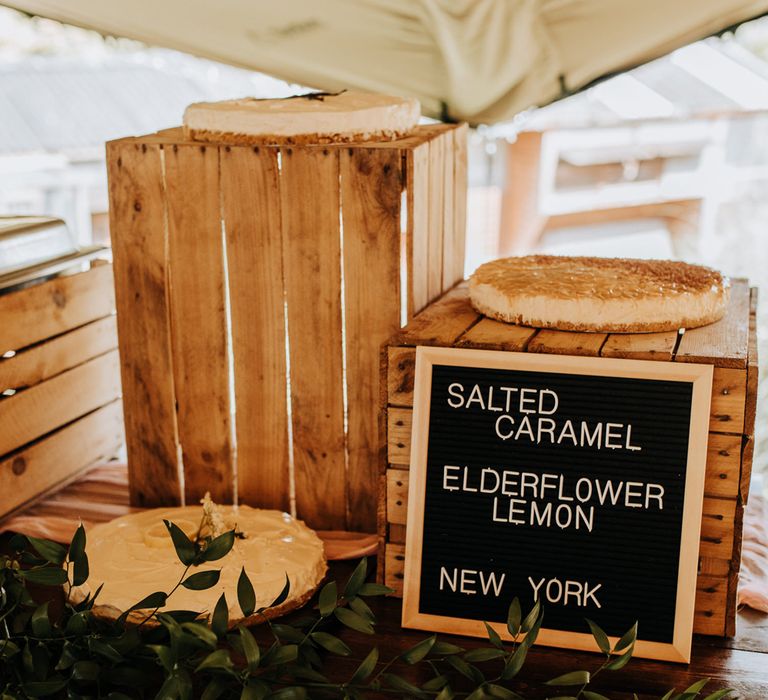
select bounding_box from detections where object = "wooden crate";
[106,124,468,532]
[378,281,758,637]
[0,261,124,519]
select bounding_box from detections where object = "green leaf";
[431,641,465,656]
[272,624,305,643]
[237,567,256,617]
[88,638,122,663]
[163,520,197,566]
[446,655,483,683]
[344,558,368,599]
[484,621,503,649]
[465,687,487,700]
[436,687,455,700]
[148,644,175,673]
[586,618,611,655]
[181,569,221,590]
[310,632,351,656]
[27,537,66,565]
[71,660,100,681]
[318,580,338,617]
[181,621,218,648]
[683,679,711,694]
[349,595,375,622]
[201,530,236,562]
[21,566,68,586]
[702,690,735,700]
[507,597,522,637]
[382,673,426,698]
[0,641,20,659]
[422,675,449,692]
[350,647,378,684]
[238,625,260,673]
[520,599,541,634]
[69,523,89,586]
[583,692,612,700]
[65,610,89,636]
[358,582,393,596]
[268,688,307,700]
[31,602,51,636]
[268,574,291,608]
[201,678,228,700]
[487,685,525,700]
[334,606,374,634]
[613,622,638,652]
[21,679,68,698]
[402,635,436,664]
[267,644,298,666]
[211,593,228,636]
[521,608,544,650]
[130,590,167,611]
[501,640,528,680]
[545,671,590,686]
[196,648,234,673]
[464,648,505,662]
[605,646,634,671]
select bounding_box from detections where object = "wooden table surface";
[307,560,768,700]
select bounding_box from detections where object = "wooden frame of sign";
[402,346,713,664]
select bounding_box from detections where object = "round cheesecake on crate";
[183,90,420,145]
[469,255,730,333]
[70,495,327,627]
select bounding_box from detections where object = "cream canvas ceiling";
[4,0,768,124]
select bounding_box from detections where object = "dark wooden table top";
[312,560,768,700]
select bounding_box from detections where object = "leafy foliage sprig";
[0,523,733,699]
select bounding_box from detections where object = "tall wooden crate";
[107,123,467,532]
[0,261,123,518]
[378,282,758,637]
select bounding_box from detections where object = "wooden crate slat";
[699,497,737,560]
[387,408,413,466]
[0,262,114,354]
[601,330,678,361]
[426,133,445,304]
[0,350,121,456]
[0,315,116,392]
[281,146,346,529]
[440,129,457,293]
[342,147,403,531]
[395,286,480,347]
[0,401,123,519]
[387,347,417,407]
[726,499,745,636]
[704,433,743,499]
[407,142,431,316]
[742,287,759,502]
[164,143,234,503]
[107,141,181,507]
[450,123,468,288]
[385,542,406,594]
[221,145,290,511]
[675,279,750,368]
[528,329,607,356]
[386,468,409,525]
[456,317,537,352]
[698,557,731,577]
[709,368,746,434]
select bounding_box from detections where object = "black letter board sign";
[402,346,713,663]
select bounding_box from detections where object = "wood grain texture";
[456,318,537,352]
[675,279,750,368]
[386,469,409,526]
[342,147,403,531]
[0,262,114,354]
[601,331,678,361]
[107,140,181,507]
[528,329,607,356]
[449,123,468,288]
[709,368,746,434]
[742,287,759,502]
[387,408,412,466]
[395,286,479,347]
[0,401,123,518]
[221,145,289,511]
[426,133,445,304]
[0,351,120,456]
[407,142,431,316]
[440,130,456,293]
[281,146,346,529]
[0,316,116,392]
[704,433,743,499]
[387,347,416,407]
[699,497,737,560]
[164,143,234,503]
[726,500,745,637]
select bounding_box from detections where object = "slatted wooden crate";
[0,261,123,519]
[378,281,758,637]
[106,123,467,532]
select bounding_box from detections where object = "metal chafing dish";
[0,216,108,294]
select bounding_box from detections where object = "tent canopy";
[4,0,768,124]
